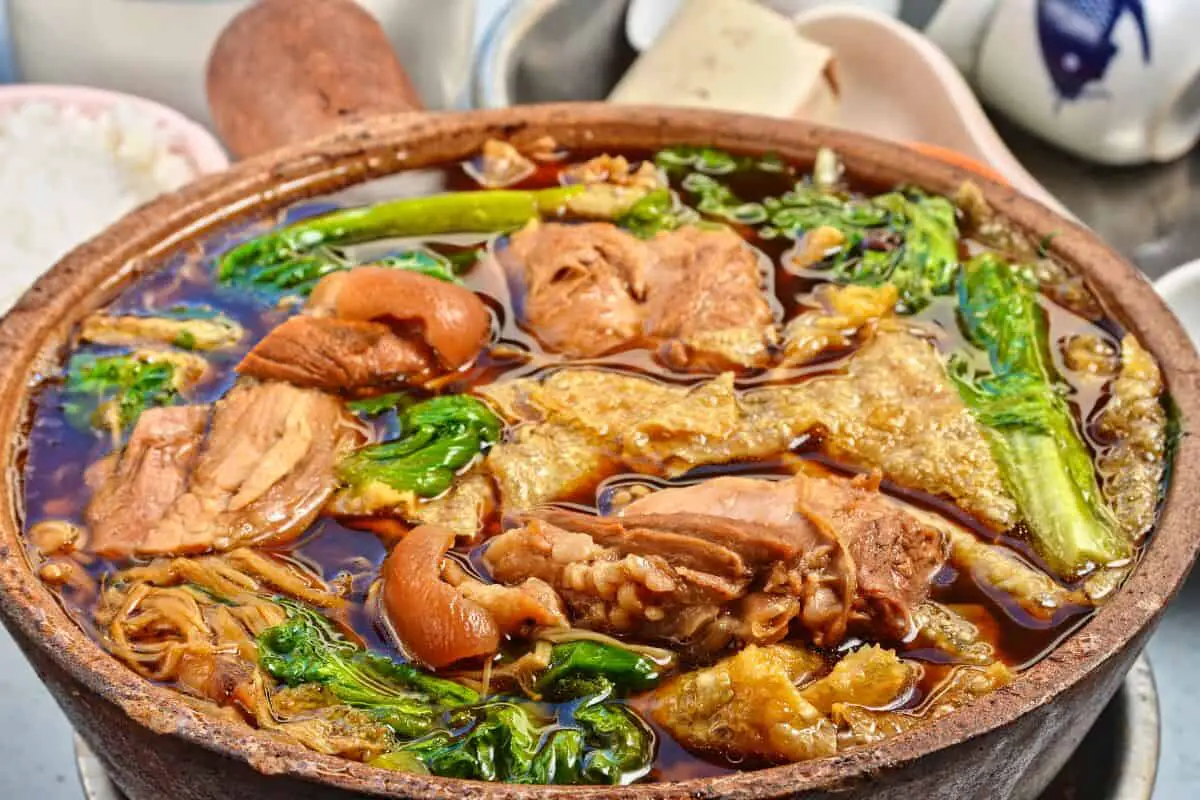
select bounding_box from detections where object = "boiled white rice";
[0,101,197,313]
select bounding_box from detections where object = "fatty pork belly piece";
[239,266,491,392]
[485,505,857,653]
[86,381,362,558]
[380,524,567,668]
[501,221,775,369]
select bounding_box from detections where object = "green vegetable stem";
[953,253,1129,577]
[218,188,586,293]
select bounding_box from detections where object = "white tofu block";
[608,0,840,124]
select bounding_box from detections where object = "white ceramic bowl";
[0,83,229,174]
[1155,259,1200,346]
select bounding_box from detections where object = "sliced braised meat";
[503,221,649,358]
[238,316,433,391]
[626,473,948,640]
[381,524,566,668]
[790,474,948,639]
[90,381,362,558]
[501,221,774,369]
[309,267,491,369]
[624,475,807,528]
[240,266,491,394]
[86,405,209,559]
[643,226,775,370]
[484,506,855,653]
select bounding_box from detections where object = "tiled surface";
[0,2,1198,799]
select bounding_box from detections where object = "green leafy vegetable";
[525,729,586,785]
[381,696,655,785]
[346,392,411,417]
[257,602,477,738]
[337,395,502,499]
[653,144,963,312]
[573,703,653,785]
[537,641,663,699]
[616,189,686,238]
[375,249,462,284]
[681,173,769,224]
[218,187,586,294]
[767,185,889,237]
[394,701,543,782]
[221,247,348,296]
[953,253,1129,577]
[827,190,960,312]
[655,145,784,175]
[62,351,187,433]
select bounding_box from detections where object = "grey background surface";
[1,1,1198,798]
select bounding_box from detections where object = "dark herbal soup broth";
[20,143,1168,784]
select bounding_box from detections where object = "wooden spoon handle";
[207,0,424,160]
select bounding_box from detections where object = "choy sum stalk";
[954,253,1129,578]
[218,185,621,294]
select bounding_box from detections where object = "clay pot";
[0,2,1197,799]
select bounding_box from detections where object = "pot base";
[73,656,1160,800]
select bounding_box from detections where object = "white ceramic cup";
[925,0,1200,165]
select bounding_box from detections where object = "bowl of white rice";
[0,84,229,313]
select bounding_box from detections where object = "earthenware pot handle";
[207,0,424,160]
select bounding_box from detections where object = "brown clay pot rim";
[0,104,1197,799]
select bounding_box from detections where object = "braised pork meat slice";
[240,266,491,392]
[381,524,566,668]
[643,226,775,369]
[624,473,947,640]
[86,381,362,558]
[238,316,434,391]
[86,405,209,559]
[150,381,362,554]
[501,221,774,369]
[503,221,649,358]
[485,505,856,653]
